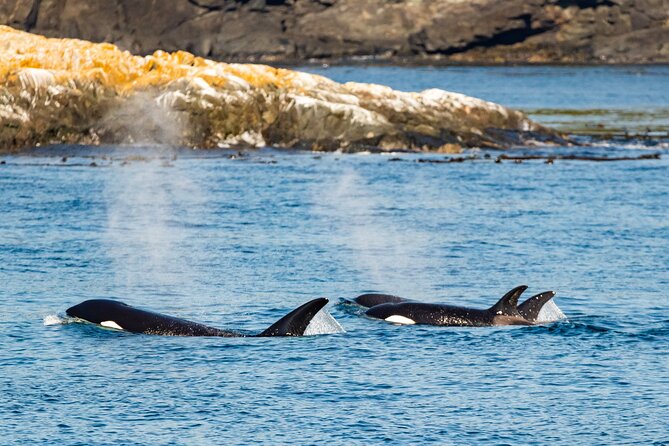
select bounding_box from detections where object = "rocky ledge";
[2,0,668,64]
[0,27,564,154]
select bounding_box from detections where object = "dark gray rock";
[2,0,668,63]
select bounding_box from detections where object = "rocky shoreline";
[2,0,668,65]
[0,27,566,154]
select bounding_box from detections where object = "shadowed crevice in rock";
[555,0,616,9]
[186,0,223,12]
[24,0,40,31]
[415,13,556,56]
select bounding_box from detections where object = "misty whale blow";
[66,298,328,337]
[348,285,557,326]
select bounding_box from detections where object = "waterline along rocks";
[0,27,564,154]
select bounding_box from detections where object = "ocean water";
[1,67,669,445]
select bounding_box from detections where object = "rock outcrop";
[0,27,563,153]
[1,0,668,64]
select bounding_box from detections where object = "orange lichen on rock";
[0,25,306,93]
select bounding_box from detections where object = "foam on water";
[43,314,75,325]
[303,309,345,336]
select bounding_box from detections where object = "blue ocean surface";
[1,67,668,445]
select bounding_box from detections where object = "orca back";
[66,299,235,336]
[354,293,411,308]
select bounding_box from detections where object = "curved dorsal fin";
[489,285,527,315]
[517,291,556,322]
[258,298,328,337]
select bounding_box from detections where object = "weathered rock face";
[0,27,562,153]
[1,0,668,64]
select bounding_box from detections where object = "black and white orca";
[348,285,556,326]
[66,298,329,337]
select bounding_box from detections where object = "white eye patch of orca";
[385,315,416,325]
[100,320,124,330]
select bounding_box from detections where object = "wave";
[527,316,669,342]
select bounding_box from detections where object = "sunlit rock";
[0,26,564,153]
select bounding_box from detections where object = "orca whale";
[350,285,556,327]
[66,298,329,337]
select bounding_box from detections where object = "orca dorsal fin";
[258,298,329,337]
[489,285,527,315]
[517,291,556,322]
